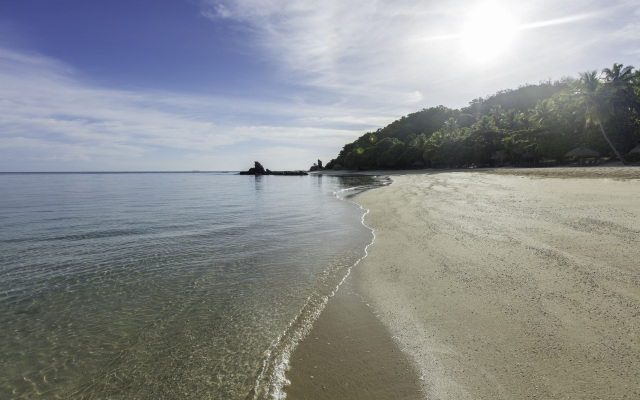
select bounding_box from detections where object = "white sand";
[353,168,640,399]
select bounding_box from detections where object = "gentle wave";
[254,180,383,400]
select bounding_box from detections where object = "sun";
[459,3,519,65]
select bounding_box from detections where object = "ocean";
[0,172,385,399]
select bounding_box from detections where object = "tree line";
[326,63,640,170]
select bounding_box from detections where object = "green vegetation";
[326,63,640,170]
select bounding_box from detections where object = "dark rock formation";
[239,161,308,176]
[254,161,266,174]
[309,159,324,172]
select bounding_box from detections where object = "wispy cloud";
[200,0,449,98]
[0,46,389,171]
[520,13,598,30]
[201,0,638,108]
[2,0,638,171]
[0,48,235,150]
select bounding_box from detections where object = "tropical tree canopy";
[326,63,639,170]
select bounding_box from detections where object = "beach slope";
[353,169,640,399]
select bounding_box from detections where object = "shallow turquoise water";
[0,172,382,399]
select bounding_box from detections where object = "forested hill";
[325,63,640,170]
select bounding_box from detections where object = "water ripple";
[0,173,381,399]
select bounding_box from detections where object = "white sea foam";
[256,179,383,399]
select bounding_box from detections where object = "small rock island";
[239,161,308,176]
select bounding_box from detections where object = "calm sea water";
[0,172,385,399]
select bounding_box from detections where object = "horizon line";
[0,170,315,174]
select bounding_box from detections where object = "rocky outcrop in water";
[239,161,308,176]
[309,159,324,171]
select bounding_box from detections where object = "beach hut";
[565,146,600,165]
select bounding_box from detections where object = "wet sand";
[288,166,640,399]
[285,274,422,399]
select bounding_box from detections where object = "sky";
[0,0,638,171]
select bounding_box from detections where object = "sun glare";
[459,3,519,65]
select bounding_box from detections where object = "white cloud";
[296,115,396,128]
[0,46,390,171]
[227,125,359,147]
[201,0,638,109]
[3,0,638,171]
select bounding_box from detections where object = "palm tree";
[601,63,635,113]
[633,70,640,110]
[533,99,555,126]
[602,63,634,85]
[575,71,626,163]
[633,70,640,87]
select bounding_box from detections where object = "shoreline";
[290,166,640,399]
[284,176,423,399]
[311,163,640,180]
[285,273,422,399]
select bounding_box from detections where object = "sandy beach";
[289,167,640,399]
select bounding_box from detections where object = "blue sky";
[1,0,638,171]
